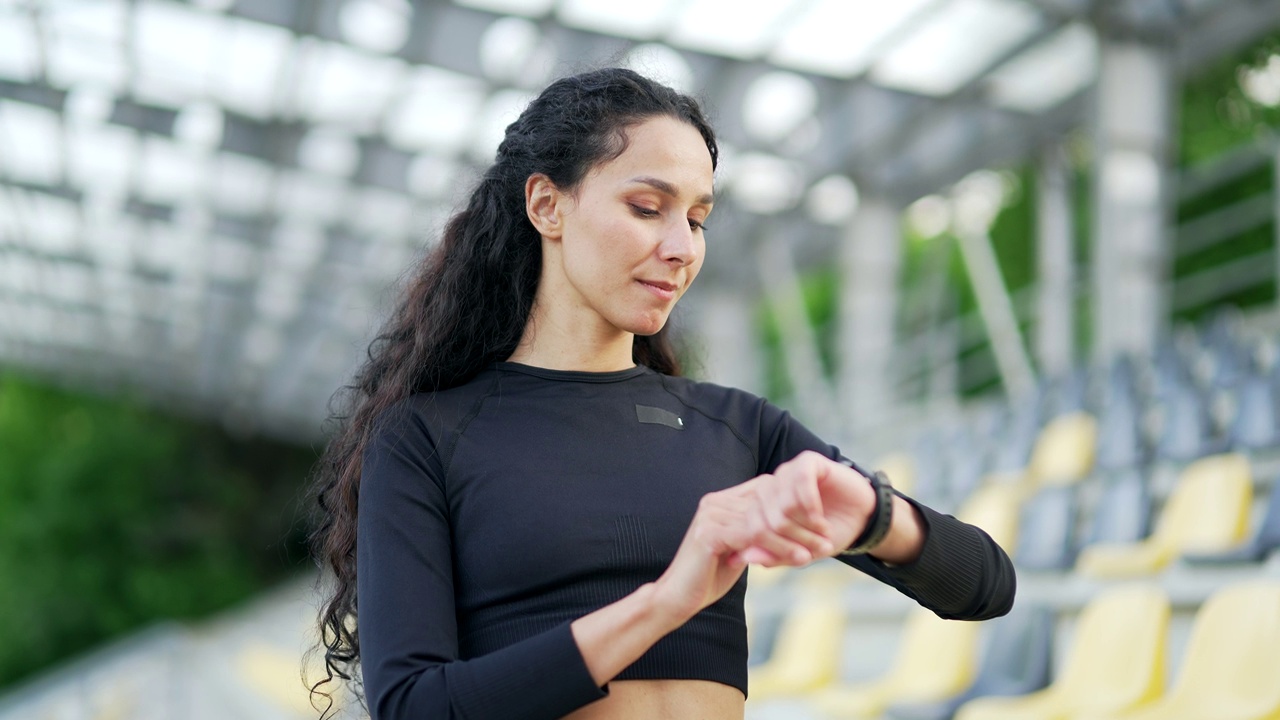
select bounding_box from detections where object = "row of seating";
[885,405,1280,576]
[750,579,1280,720]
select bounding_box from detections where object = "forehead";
[590,116,714,194]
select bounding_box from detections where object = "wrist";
[839,470,895,556]
[640,580,698,632]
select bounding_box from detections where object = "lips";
[638,279,677,292]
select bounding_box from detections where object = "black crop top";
[356,362,1016,720]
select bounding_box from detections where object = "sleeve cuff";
[858,495,1011,618]
[446,621,608,718]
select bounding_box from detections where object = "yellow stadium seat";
[1077,453,1252,577]
[749,568,847,698]
[239,642,338,718]
[875,452,917,496]
[956,481,1022,553]
[954,584,1169,720]
[1027,412,1098,488]
[811,609,980,718]
[1090,580,1280,720]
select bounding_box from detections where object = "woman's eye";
[630,204,660,217]
[689,218,706,231]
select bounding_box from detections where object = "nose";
[659,218,698,267]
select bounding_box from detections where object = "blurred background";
[3,0,1280,718]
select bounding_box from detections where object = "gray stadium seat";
[1014,486,1079,571]
[1081,469,1151,548]
[885,605,1054,720]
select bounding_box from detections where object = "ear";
[525,173,566,241]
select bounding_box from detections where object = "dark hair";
[305,67,718,716]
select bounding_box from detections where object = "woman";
[309,68,1015,720]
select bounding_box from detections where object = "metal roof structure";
[1,0,1278,441]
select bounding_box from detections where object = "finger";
[738,545,790,567]
[762,501,834,556]
[747,503,821,565]
[771,455,832,531]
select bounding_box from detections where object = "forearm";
[570,582,689,686]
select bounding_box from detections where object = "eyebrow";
[628,176,715,206]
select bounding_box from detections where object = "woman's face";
[544,115,715,337]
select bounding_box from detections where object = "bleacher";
[743,312,1280,720]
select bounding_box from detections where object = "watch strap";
[839,469,895,556]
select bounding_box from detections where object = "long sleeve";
[755,400,1016,621]
[356,410,608,720]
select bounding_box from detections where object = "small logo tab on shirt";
[635,404,684,430]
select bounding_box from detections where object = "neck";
[507,297,637,373]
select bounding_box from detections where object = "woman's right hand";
[651,475,837,621]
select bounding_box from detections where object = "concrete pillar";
[1036,144,1076,377]
[838,197,902,430]
[1091,41,1174,360]
[695,288,765,396]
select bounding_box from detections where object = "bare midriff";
[562,679,745,720]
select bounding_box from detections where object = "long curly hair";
[306,67,718,717]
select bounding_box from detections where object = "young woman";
[309,68,1015,720]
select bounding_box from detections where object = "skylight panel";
[454,0,555,18]
[275,170,347,224]
[271,222,326,272]
[212,153,274,215]
[340,0,413,55]
[0,101,64,186]
[351,187,414,237]
[212,17,295,120]
[769,0,932,77]
[666,0,804,60]
[66,122,136,191]
[384,65,487,154]
[207,235,258,283]
[622,44,695,94]
[44,262,95,307]
[987,23,1097,112]
[470,89,536,162]
[559,0,682,40]
[43,0,128,91]
[872,0,1045,97]
[132,0,225,107]
[0,8,39,82]
[291,38,406,132]
[26,192,81,255]
[138,136,202,204]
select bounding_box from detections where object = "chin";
[621,312,671,337]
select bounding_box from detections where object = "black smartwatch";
[838,469,895,556]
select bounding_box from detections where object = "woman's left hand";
[733,450,879,566]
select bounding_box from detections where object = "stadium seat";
[1094,392,1146,470]
[1156,386,1221,462]
[811,609,980,719]
[239,642,336,717]
[1183,481,1280,564]
[1025,412,1097,490]
[877,451,917,496]
[956,482,1022,553]
[952,584,1169,720]
[1014,486,1078,571]
[885,605,1054,720]
[1077,453,1252,577]
[1090,580,1280,720]
[1080,469,1150,547]
[748,569,847,698]
[1231,371,1280,451]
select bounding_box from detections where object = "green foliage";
[1180,35,1280,167]
[0,372,316,689]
